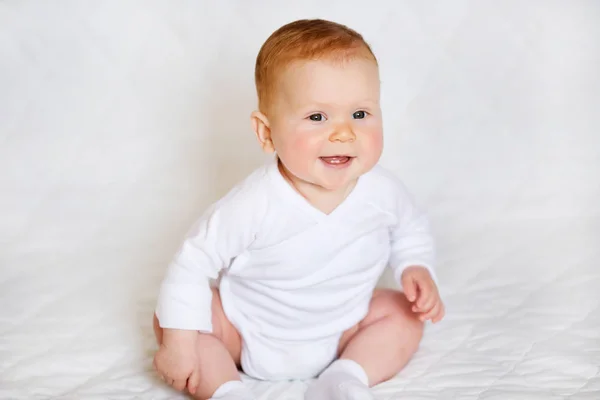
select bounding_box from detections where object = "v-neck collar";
[265,156,368,222]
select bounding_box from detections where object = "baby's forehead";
[284,52,377,73]
[277,58,379,93]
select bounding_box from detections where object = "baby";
[152,19,445,400]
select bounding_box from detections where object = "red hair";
[254,19,377,115]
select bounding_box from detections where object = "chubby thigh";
[337,288,419,355]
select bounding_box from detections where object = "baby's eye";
[352,110,367,119]
[308,113,325,122]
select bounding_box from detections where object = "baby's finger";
[401,274,418,303]
[418,293,437,314]
[172,378,187,392]
[412,290,428,312]
[419,301,441,322]
[188,368,202,395]
[432,302,446,323]
[415,281,433,310]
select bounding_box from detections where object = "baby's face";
[268,57,383,191]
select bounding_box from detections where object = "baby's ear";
[250,111,275,153]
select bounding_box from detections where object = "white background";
[1,1,599,398]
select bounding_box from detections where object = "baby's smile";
[319,155,354,168]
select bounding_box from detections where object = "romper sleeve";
[388,180,438,287]
[155,183,266,332]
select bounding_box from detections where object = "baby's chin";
[313,172,368,191]
[310,173,361,192]
[284,161,365,192]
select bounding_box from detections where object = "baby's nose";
[329,125,356,142]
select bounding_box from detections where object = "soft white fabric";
[238,328,343,381]
[155,157,435,379]
[305,359,372,400]
[211,380,255,400]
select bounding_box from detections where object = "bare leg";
[305,289,424,400]
[337,289,424,386]
[153,288,244,400]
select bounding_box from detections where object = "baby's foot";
[304,359,374,400]
[210,380,255,400]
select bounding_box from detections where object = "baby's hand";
[401,266,445,323]
[153,330,201,394]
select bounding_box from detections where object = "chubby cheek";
[291,132,317,153]
[277,130,323,173]
[362,127,384,165]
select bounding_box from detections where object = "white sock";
[210,380,255,400]
[304,359,373,400]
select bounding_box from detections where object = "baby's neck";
[278,160,357,215]
[307,183,357,214]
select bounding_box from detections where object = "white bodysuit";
[155,158,436,380]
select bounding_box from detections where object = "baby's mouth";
[319,156,353,165]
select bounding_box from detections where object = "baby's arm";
[154,184,267,387]
[388,180,444,323]
[156,204,236,333]
[154,203,234,387]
